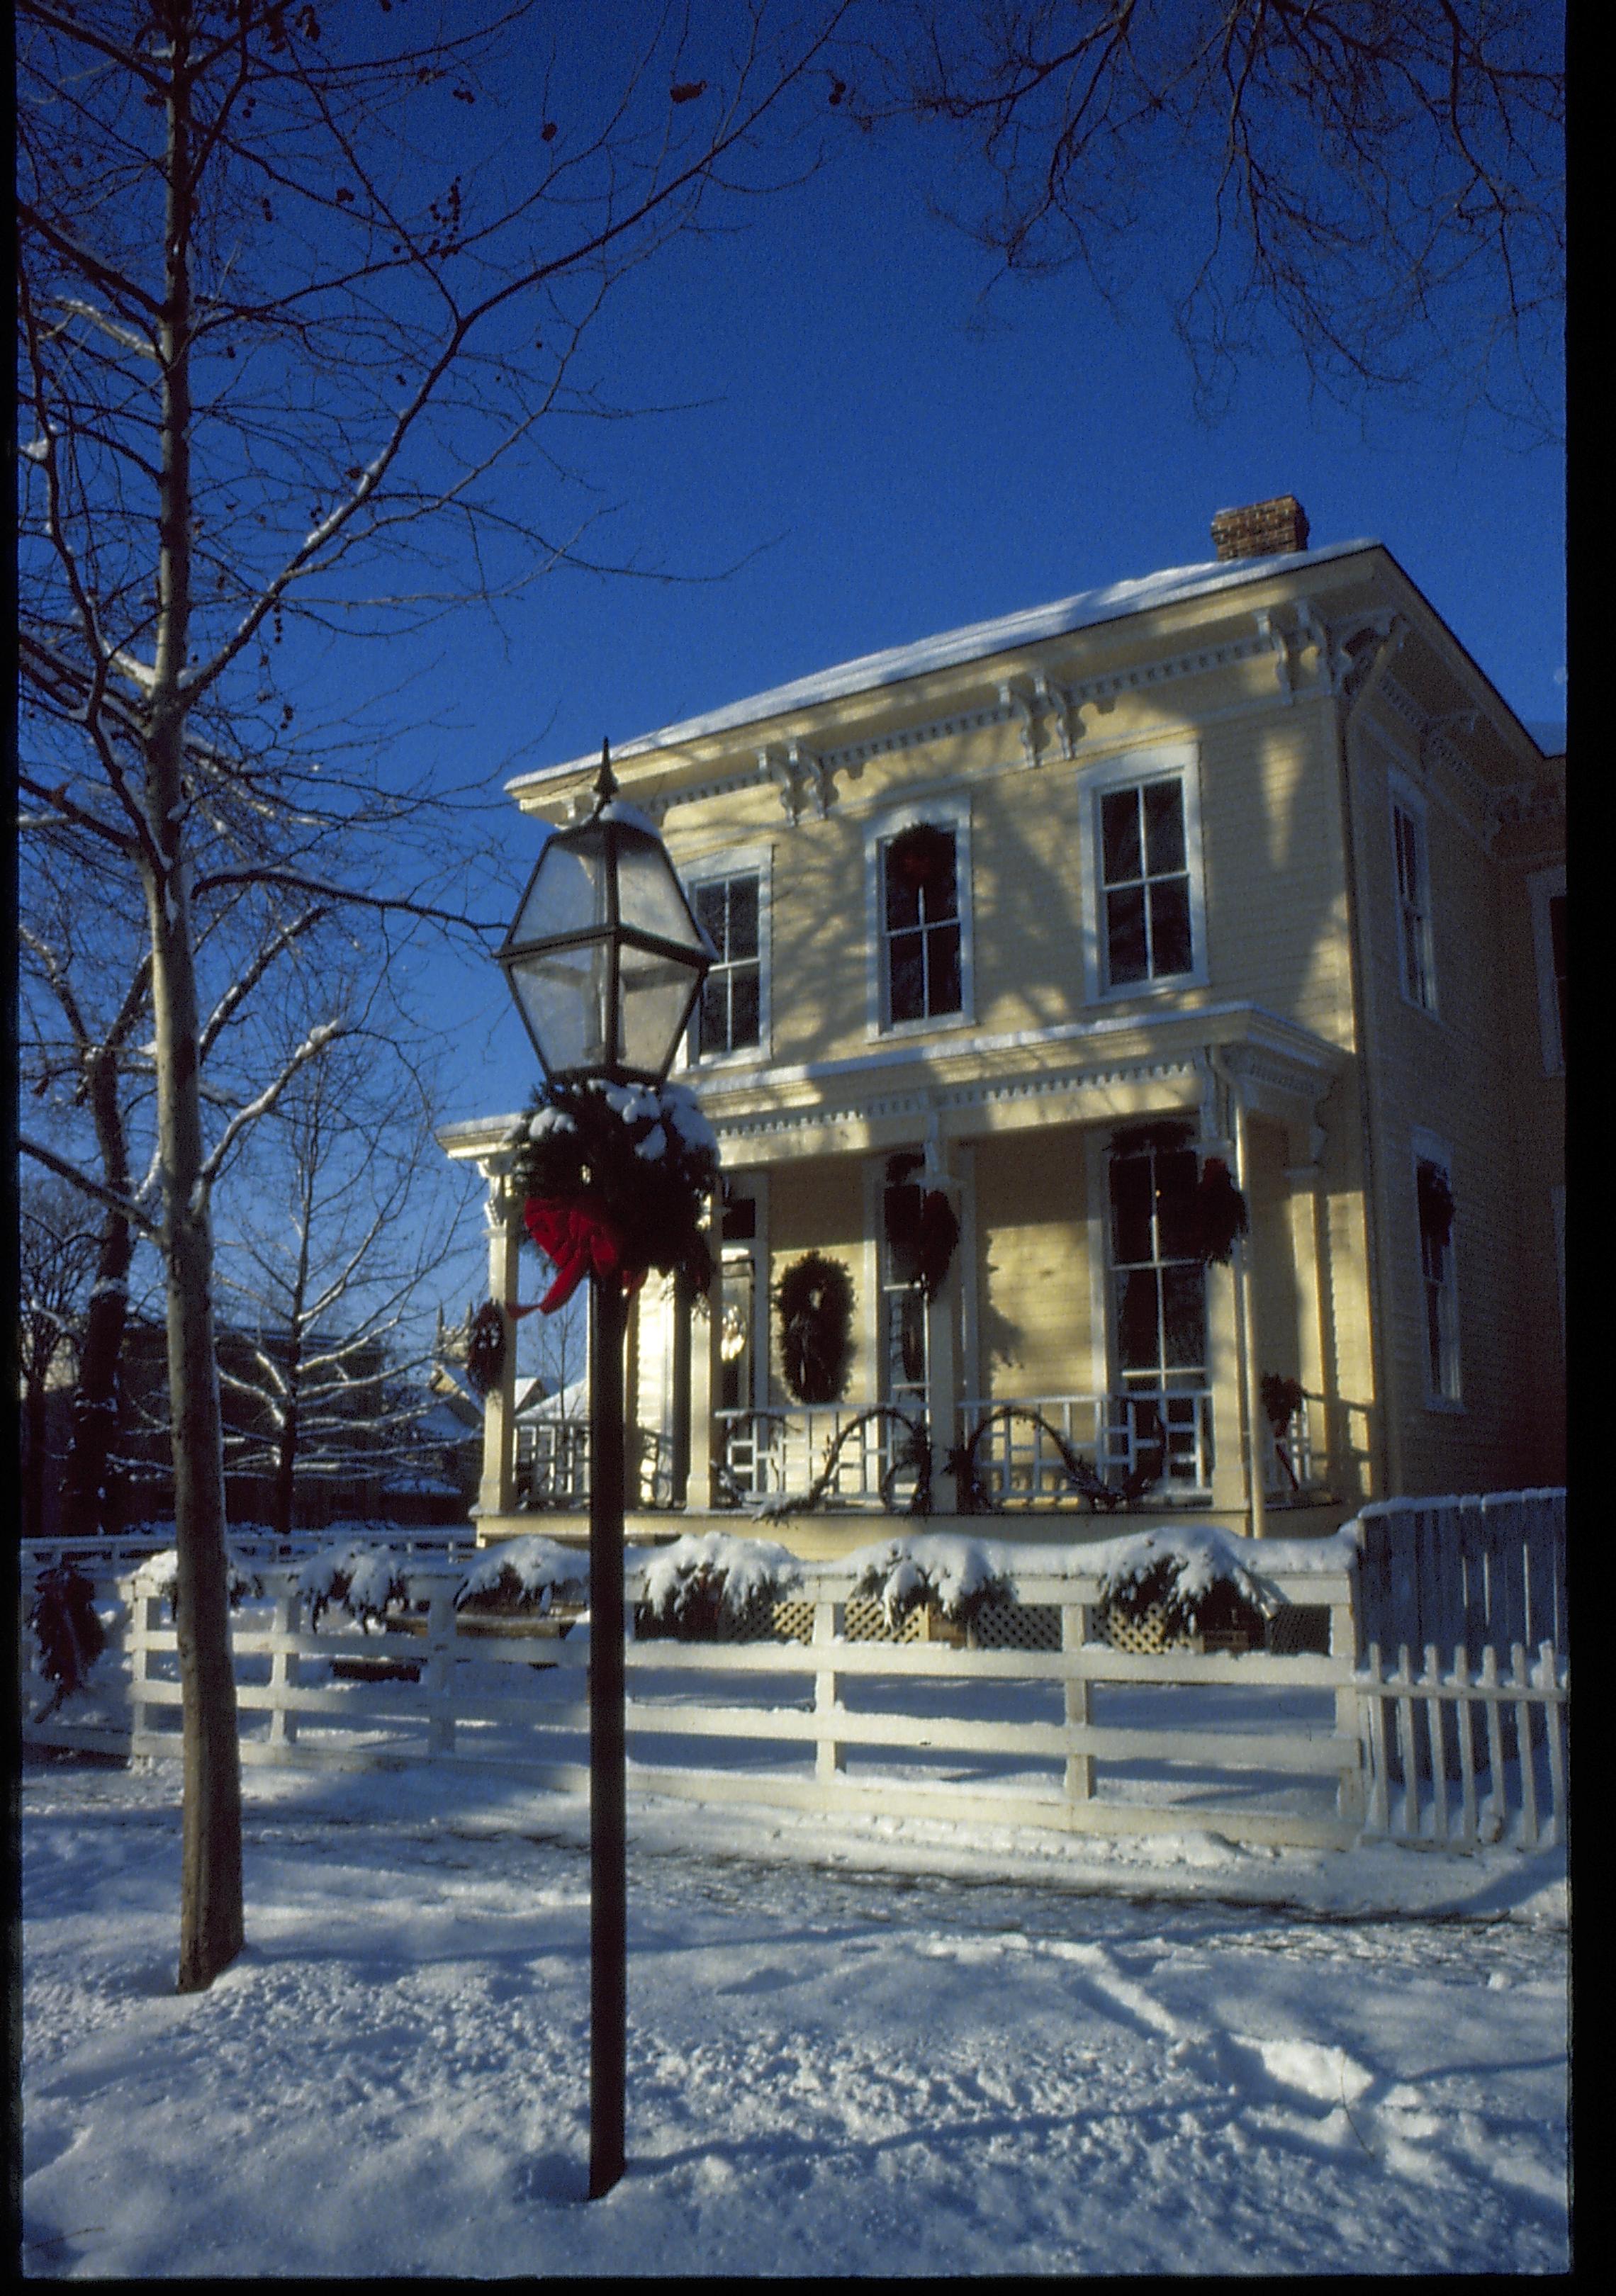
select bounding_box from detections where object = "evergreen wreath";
[775,1252,855,1405]
[506,1079,721,1310]
[882,1156,960,1305]
[885,820,956,896]
[1190,1157,1250,1265]
[29,1560,106,1714]
[465,1302,507,1399]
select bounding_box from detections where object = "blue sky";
[407,111,1564,1142]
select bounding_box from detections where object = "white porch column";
[475,1170,522,1521]
[690,1203,722,1510]
[1284,1159,1328,1488]
[922,1148,965,1516]
[1229,1092,1269,1541]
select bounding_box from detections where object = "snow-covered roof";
[507,538,1379,794]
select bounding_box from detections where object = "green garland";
[505,1079,721,1297]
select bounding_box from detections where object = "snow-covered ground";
[21,1751,1569,2278]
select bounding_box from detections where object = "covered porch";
[440,1006,1371,1552]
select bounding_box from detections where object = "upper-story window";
[1529,865,1566,1074]
[1391,784,1436,1013]
[1079,745,1207,1001]
[683,843,770,1064]
[884,823,961,1024]
[866,801,974,1035]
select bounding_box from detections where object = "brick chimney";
[1210,495,1311,562]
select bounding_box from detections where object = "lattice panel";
[1097,1601,1197,1655]
[970,1600,1062,1651]
[844,1595,930,1643]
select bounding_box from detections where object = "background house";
[442,498,1565,1552]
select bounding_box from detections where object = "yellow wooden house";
[441,497,1566,1554]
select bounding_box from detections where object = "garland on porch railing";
[958,1406,1165,1513]
[734,1405,932,1520]
[775,1252,855,1405]
[505,1079,721,1315]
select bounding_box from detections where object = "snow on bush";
[295,1542,411,1633]
[848,1534,1010,1626]
[1094,1527,1279,1637]
[635,1531,802,1636]
[131,1548,264,1619]
[454,1536,589,1616]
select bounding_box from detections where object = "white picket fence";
[1357,1640,1569,1851]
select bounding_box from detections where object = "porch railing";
[717,1405,922,1509]
[518,1420,675,1510]
[961,1390,1213,1509]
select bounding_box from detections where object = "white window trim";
[678,840,773,1070]
[1075,743,1208,1004]
[1527,864,1566,1077]
[1410,1127,1462,1410]
[1388,772,1438,1018]
[863,795,975,1040]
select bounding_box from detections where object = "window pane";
[1153,1149,1200,1259]
[729,964,760,1047]
[921,845,958,922]
[885,854,921,931]
[928,921,962,1013]
[1161,1265,1206,1368]
[1149,877,1193,976]
[1106,885,1148,983]
[695,880,727,953]
[1110,1155,1154,1264]
[1101,788,1141,885]
[1115,1270,1161,1372]
[889,930,924,1022]
[729,874,758,958]
[697,976,729,1057]
[1143,780,1185,874]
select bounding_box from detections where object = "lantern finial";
[594,738,617,808]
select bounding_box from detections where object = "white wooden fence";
[21,1541,1568,1859]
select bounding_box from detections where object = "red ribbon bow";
[523,1196,646,1314]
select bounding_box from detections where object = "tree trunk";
[60,1052,136,1539]
[150,10,243,1994]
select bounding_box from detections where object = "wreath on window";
[883,1156,960,1304]
[465,1302,507,1400]
[505,1079,721,1313]
[886,821,955,896]
[776,1252,855,1405]
[1417,1163,1455,1251]
[1190,1157,1250,1265]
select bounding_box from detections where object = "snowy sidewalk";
[21,1755,1569,2278]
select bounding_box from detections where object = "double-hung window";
[867,804,972,1034]
[684,846,769,1062]
[1413,1143,1461,1404]
[1080,745,1207,1000]
[1391,785,1436,1013]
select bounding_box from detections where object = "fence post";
[1331,1568,1365,1827]
[1063,1601,1094,1803]
[1537,1643,1567,1852]
[129,1589,162,1753]
[268,1583,301,1750]
[813,1597,843,1785]
[1511,1643,1537,1848]
[425,1581,457,1758]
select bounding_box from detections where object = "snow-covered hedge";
[295,1543,412,1633]
[634,1531,802,1637]
[453,1536,589,1616]
[848,1534,1010,1626]
[1093,1527,1279,1639]
[132,1548,265,1619]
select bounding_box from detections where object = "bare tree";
[16,0,848,1990]
[17,1180,103,1541]
[868,1,1564,439]
[212,1014,483,1543]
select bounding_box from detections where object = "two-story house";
[441,497,1565,1554]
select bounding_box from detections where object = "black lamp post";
[498,741,712,2200]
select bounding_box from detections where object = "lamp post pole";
[588,1271,629,2200]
